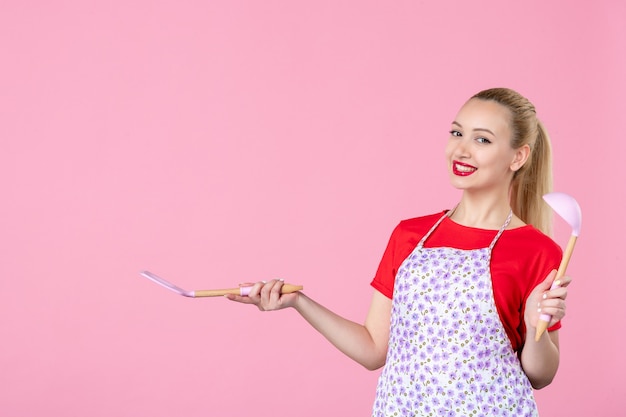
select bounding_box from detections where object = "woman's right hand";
[224,279,300,311]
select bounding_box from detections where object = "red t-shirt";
[370,211,563,352]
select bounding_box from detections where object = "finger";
[539,297,565,312]
[556,275,573,288]
[252,280,280,311]
[246,281,267,298]
[258,280,272,298]
[538,299,566,323]
[240,281,269,310]
[547,308,565,326]
[269,279,285,305]
[260,279,281,300]
[224,293,256,304]
[547,286,568,300]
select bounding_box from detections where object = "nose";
[451,137,470,159]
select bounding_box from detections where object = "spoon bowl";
[543,192,582,236]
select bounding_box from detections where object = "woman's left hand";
[525,269,571,330]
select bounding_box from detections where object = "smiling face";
[445,98,529,194]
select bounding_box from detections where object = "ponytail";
[510,120,553,235]
[472,88,554,235]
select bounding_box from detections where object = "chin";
[448,176,471,190]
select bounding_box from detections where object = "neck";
[450,192,512,229]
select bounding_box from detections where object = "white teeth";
[455,163,476,173]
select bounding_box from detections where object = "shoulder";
[493,225,562,289]
[383,211,448,258]
[394,211,447,236]
[501,225,562,259]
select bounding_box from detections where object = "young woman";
[226,87,570,416]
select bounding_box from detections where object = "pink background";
[2,1,625,416]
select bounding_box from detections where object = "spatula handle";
[193,284,303,297]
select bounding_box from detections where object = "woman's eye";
[476,137,492,144]
[449,130,462,137]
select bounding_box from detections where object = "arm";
[520,270,571,389]
[225,280,392,370]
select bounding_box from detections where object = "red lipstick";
[452,160,476,176]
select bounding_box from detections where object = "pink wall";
[2,1,624,416]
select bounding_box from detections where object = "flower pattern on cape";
[372,213,538,417]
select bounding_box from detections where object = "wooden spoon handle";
[534,235,577,341]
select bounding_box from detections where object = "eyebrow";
[451,121,496,137]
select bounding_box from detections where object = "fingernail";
[554,280,561,287]
[537,308,541,312]
[279,278,285,282]
[262,280,267,284]
[542,293,548,299]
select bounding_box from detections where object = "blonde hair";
[472,88,553,235]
